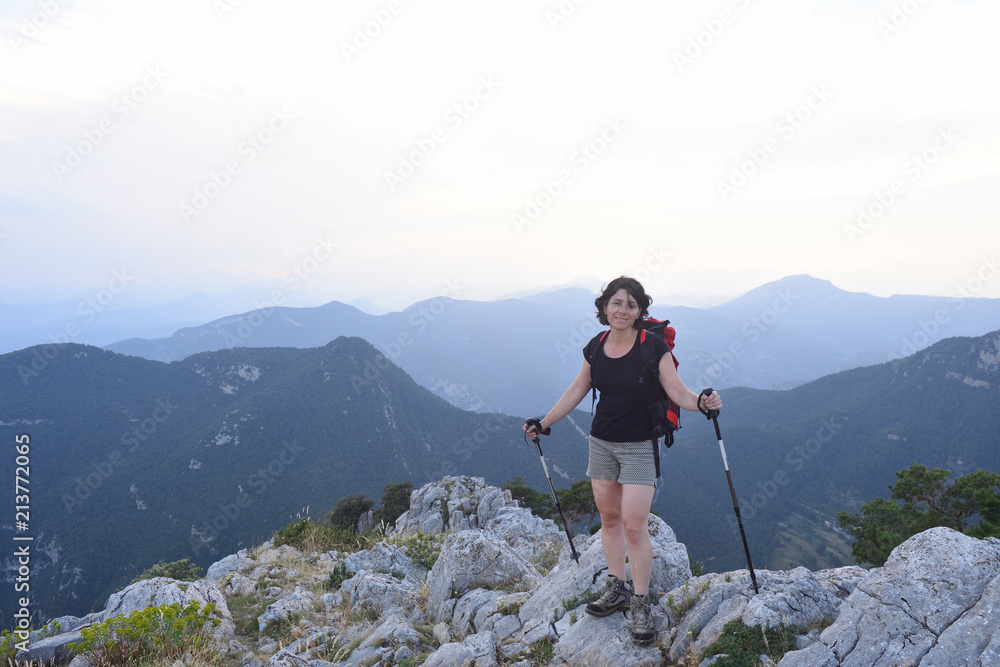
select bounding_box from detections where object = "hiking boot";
[585,574,631,617]
[630,593,655,646]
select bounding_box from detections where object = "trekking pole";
[524,419,581,564]
[698,389,759,594]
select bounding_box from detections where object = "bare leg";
[621,483,655,595]
[591,479,626,579]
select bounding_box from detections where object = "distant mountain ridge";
[1,337,579,621]
[99,275,1000,416]
[2,328,999,624]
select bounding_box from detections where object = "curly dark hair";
[594,276,652,326]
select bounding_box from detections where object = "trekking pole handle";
[524,418,551,442]
[698,388,720,420]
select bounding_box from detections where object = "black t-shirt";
[584,331,670,442]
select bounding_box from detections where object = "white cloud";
[1,0,998,307]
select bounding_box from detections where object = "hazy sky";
[1,0,998,310]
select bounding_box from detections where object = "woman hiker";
[523,276,722,646]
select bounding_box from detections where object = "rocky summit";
[16,476,1000,666]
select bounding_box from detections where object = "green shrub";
[530,638,555,662]
[398,653,429,667]
[273,517,314,547]
[273,517,374,553]
[326,562,351,590]
[2,630,18,664]
[227,594,270,636]
[374,480,414,527]
[327,493,375,531]
[401,532,446,570]
[700,619,800,666]
[260,613,301,642]
[130,557,202,584]
[71,601,220,667]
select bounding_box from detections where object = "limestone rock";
[482,504,578,570]
[55,478,1000,667]
[449,588,528,639]
[257,586,316,633]
[206,549,254,583]
[518,513,690,643]
[14,629,85,666]
[225,572,258,597]
[353,608,423,655]
[778,527,1000,666]
[343,540,428,583]
[426,530,539,624]
[344,570,423,616]
[421,631,499,667]
[101,577,234,639]
[553,613,662,667]
[396,476,513,539]
[665,565,865,664]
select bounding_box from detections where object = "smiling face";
[605,288,640,331]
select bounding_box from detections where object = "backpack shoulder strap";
[638,328,661,379]
[585,331,609,415]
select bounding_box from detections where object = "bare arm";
[658,353,722,413]
[525,360,593,436]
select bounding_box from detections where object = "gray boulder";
[518,513,690,643]
[206,549,254,583]
[343,540,428,583]
[101,576,234,639]
[358,608,423,648]
[450,588,529,639]
[922,567,1000,665]
[482,504,580,571]
[395,476,515,538]
[257,586,317,633]
[344,570,423,616]
[225,572,258,597]
[422,631,500,667]
[779,528,1000,666]
[14,629,86,666]
[666,565,866,664]
[553,613,663,666]
[427,530,540,624]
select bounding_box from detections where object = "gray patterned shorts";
[586,435,660,487]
